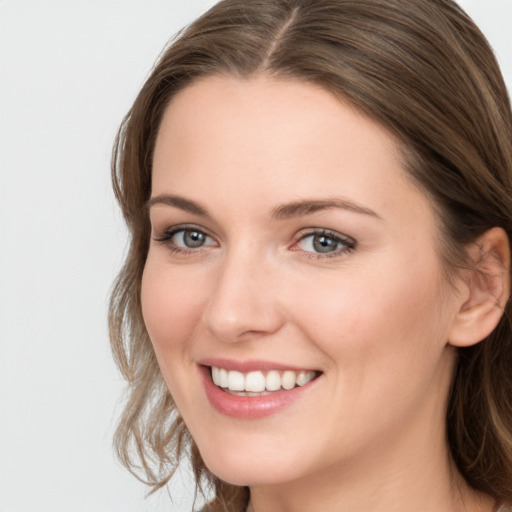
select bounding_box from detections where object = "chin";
[206,464,287,488]
[199,444,300,487]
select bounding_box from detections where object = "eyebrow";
[146,194,381,221]
[146,194,210,217]
[271,198,382,221]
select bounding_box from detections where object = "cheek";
[287,261,456,443]
[140,259,211,417]
[289,254,452,373]
[140,264,170,349]
[140,258,207,357]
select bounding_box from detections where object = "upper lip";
[198,358,320,373]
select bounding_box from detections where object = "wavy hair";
[109,1,512,510]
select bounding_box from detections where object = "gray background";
[1,1,511,511]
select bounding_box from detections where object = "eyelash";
[153,224,217,255]
[292,229,356,259]
[153,225,356,259]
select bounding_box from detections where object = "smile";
[200,362,322,419]
[210,366,317,395]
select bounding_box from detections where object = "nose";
[202,249,285,343]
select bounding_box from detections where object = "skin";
[142,75,497,512]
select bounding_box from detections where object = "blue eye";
[296,230,355,256]
[173,229,210,248]
[154,226,217,252]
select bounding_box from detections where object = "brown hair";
[109,0,512,509]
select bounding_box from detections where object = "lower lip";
[200,366,319,419]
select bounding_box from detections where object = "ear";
[448,227,510,348]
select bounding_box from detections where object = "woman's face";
[142,75,464,487]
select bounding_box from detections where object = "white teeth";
[227,370,245,391]
[219,368,229,388]
[210,367,317,393]
[211,366,220,386]
[265,370,281,391]
[296,371,312,386]
[281,370,296,390]
[245,371,266,392]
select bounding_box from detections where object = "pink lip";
[199,364,320,419]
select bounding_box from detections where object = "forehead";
[151,74,432,227]
[155,75,396,159]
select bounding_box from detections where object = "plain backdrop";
[0,1,511,511]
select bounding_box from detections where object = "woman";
[109,0,512,510]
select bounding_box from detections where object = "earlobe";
[448,227,510,348]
